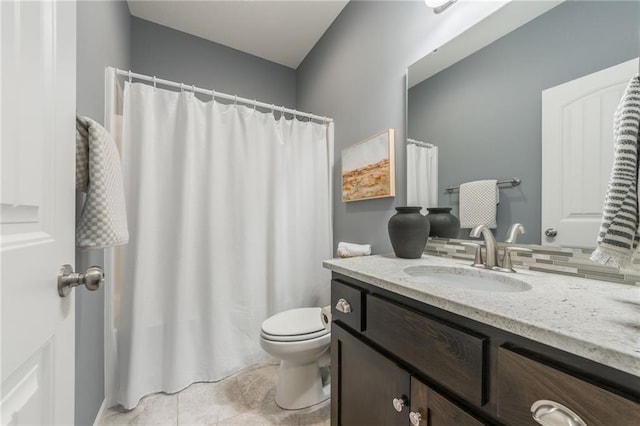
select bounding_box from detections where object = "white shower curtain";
[407,141,438,214]
[104,71,333,409]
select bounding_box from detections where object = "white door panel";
[1,1,76,424]
[542,57,639,248]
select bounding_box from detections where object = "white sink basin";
[403,265,531,293]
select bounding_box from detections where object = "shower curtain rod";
[111,67,333,123]
[407,138,434,148]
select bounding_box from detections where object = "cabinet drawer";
[366,294,486,406]
[497,347,640,425]
[331,280,365,332]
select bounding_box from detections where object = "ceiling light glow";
[425,0,458,14]
[425,0,451,7]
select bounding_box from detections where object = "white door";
[542,58,639,248]
[1,1,76,424]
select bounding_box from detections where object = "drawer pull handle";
[531,400,586,426]
[409,411,423,425]
[335,298,352,313]
[392,396,407,412]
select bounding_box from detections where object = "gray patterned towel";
[459,179,499,229]
[76,116,129,248]
[591,75,640,267]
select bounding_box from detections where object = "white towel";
[337,242,371,258]
[459,180,499,229]
[76,116,129,248]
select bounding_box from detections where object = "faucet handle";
[461,242,484,268]
[499,246,532,272]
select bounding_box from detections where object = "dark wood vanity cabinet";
[333,323,485,426]
[330,274,640,426]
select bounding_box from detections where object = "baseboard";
[92,399,107,426]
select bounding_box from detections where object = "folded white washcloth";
[337,242,372,258]
[459,179,499,229]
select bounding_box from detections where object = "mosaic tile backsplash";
[424,238,640,286]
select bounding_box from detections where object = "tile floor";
[98,363,330,426]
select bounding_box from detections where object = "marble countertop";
[323,254,640,377]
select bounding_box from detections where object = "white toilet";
[260,307,330,410]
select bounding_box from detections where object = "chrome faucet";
[505,223,526,244]
[469,225,498,268]
[467,223,532,272]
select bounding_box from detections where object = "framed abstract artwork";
[342,129,395,202]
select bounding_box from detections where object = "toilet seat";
[261,328,329,342]
[261,307,329,342]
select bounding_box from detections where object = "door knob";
[58,264,104,297]
[544,228,558,238]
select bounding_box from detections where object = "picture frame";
[342,128,395,202]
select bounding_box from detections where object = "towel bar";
[446,177,521,193]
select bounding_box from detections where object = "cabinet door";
[333,324,410,426]
[410,378,485,426]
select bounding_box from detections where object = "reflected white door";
[542,58,639,248]
[1,1,76,424]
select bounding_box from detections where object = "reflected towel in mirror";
[459,180,499,229]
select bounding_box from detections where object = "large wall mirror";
[407,0,639,247]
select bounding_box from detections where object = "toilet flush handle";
[335,298,352,313]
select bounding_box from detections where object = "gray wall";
[130,16,296,107]
[408,1,640,243]
[297,1,445,254]
[76,1,130,425]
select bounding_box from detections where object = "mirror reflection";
[407,0,639,246]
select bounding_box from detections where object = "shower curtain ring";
[180,83,184,93]
[212,89,216,101]
[253,100,257,111]
[128,70,132,83]
[234,95,238,105]
[153,76,157,89]
[191,84,195,93]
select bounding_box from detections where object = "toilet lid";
[261,307,326,338]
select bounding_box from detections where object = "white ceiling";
[127,1,350,69]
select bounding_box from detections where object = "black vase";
[388,207,430,259]
[426,207,460,238]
